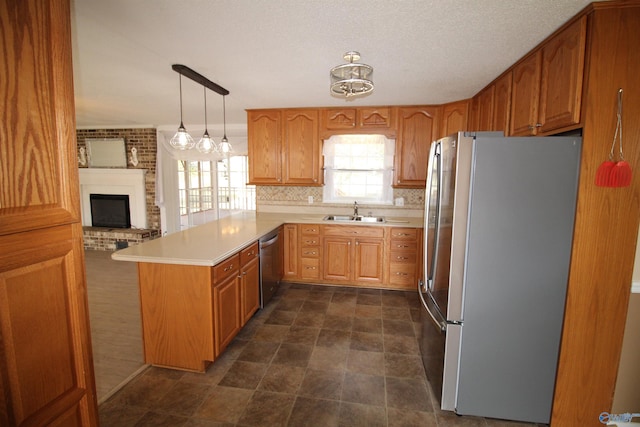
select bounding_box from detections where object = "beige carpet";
[84,249,147,404]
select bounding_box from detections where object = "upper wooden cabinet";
[473,86,495,132]
[471,72,512,133]
[510,16,587,136]
[492,72,512,133]
[247,109,322,185]
[440,100,470,138]
[247,110,282,184]
[394,106,440,188]
[321,107,395,137]
[283,109,322,185]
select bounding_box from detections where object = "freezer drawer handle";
[418,280,446,332]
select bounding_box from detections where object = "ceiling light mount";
[330,51,374,98]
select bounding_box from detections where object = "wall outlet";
[395,197,404,206]
[308,196,314,204]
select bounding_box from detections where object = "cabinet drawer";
[323,225,384,238]
[299,224,320,235]
[214,254,240,282]
[300,236,320,246]
[300,247,320,258]
[389,240,418,251]
[389,227,419,240]
[389,251,417,264]
[300,258,321,279]
[389,263,417,286]
[241,242,259,264]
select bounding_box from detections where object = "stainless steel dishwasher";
[259,226,283,307]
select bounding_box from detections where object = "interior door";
[0,1,99,425]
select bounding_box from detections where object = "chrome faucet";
[353,201,358,216]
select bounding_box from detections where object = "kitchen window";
[322,134,395,204]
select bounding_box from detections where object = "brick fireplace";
[79,168,158,250]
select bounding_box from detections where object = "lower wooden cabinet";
[283,224,298,278]
[213,256,241,357]
[281,223,423,290]
[137,244,258,372]
[388,228,423,290]
[299,224,322,280]
[240,242,260,326]
[322,225,385,286]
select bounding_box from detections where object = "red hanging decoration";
[595,88,632,187]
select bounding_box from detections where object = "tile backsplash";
[256,186,425,217]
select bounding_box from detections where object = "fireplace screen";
[90,194,131,228]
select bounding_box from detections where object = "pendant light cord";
[223,95,227,139]
[179,75,184,126]
[203,87,208,131]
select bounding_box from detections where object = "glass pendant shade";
[330,51,374,98]
[170,74,195,150]
[170,123,195,150]
[218,136,232,155]
[196,130,216,154]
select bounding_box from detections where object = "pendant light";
[169,74,195,150]
[196,86,217,154]
[217,95,233,155]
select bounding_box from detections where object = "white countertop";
[111,211,423,267]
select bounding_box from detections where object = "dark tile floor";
[99,283,544,426]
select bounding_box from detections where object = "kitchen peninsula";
[112,211,423,371]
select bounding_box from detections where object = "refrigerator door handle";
[418,280,446,332]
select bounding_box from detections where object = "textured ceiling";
[71,0,597,134]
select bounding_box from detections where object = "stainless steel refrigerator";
[418,132,581,424]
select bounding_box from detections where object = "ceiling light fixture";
[170,64,230,155]
[330,51,373,98]
[218,95,233,155]
[196,86,217,154]
[169,73,195,150]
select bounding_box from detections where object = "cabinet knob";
[395,272,408,276]
[396,256,408,260]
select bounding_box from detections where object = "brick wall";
[76,128,160,231]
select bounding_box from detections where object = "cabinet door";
[394,106,440,188]
[492,73,512,133]
[354,238,384,284]
[240,258,260,325]
[323,108,357,130]
[283,224,298,278]
[248,110,282,184]
[284,110,321,185]
[475,86,495,132]
[0,1,98,425]
[440,100,470,138]
[538,16,586,133]
[510,51,542,136]
[358,107,394,130]
[214,274,241,356]
[139,263,214,371]
[323,237,351,282]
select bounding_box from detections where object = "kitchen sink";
[323,215,385,223]
[355,216,385,223]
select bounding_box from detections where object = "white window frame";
[322,134,395,205]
